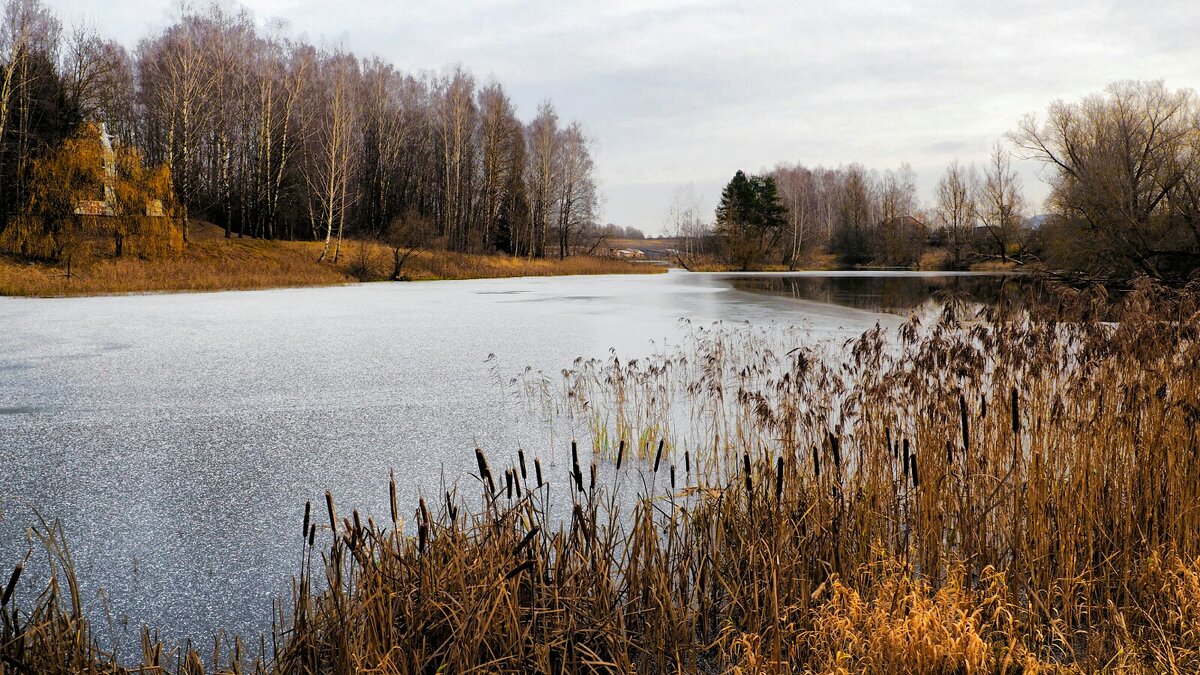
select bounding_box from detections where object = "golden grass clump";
[4,277,1200,673]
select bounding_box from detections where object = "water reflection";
[724,272,1027,314]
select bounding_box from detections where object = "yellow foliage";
[0,123,181,263]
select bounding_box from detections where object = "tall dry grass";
[4,279,1200,673]
[0,223,662,297]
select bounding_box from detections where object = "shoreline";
[0,225,666,299]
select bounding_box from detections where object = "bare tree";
[1012,80,1199,281]
[525,101,559,258]
[386,208,434,280]
[435,68,476,252]
[554,121,596,258]
[975,144,1025,262]
[664,184,709,269]
[935,160,977,269]
[476,82,521,252]
[305,52,358,262]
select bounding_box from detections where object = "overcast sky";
[52,0,1200,233]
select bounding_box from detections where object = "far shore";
[0,223,666,298]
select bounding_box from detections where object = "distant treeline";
[0,0,599,266]
[675,81,1200,285]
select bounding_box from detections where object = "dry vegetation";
[4,280,1200,674]
[0,222,661,297]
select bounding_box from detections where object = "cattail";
[505,470,513,500]
[812,445,820,478]
[352,509,362,535]
[475,448,495,494]
[959,393,970,455]
[514,526,540,555]
[653,439,664,472]
[307,523,316,547]
[828,433,841,473]
[325,491,337,537]
[616,439,625,471]
[505,559,534,581]
[302,501,311,541]
[418,497,430,529]
[670,464,676,490]
[518,449,528,480]
[946,439,954,465]
[742,452,753,497]
[1011,387,1020,435]
[571,441,581,479]
[902,437,910,462]
[910,452,920,490]
[2,562,22,608]
[418,522,428,554]
[590,463,597,492]
[445,491,458,523]
[535,458,544,487]
[514,472,522,497]
[684,450,691,474]
[389,471,398,526]
[981,394,988,418]
[775,456,784,502]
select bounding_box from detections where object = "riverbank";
[0,222,663,297]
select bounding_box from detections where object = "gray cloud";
[52,0,1200,231]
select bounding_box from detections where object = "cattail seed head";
[325,491,337,537]
[910,452,920,490]
[616,439,625,471]
[1,562,22,608]
[1011,387,1021,435]
[742,452,753,497]
[959,393,970,453]
[535,458,544,487]
[475,448,494,495]
[812,445,820,478]
[653,439,664,473]
[775,456,784,502]
[389,471,398,525]
[518,449,528,480]
[302,501,311,541]
[684,450,691,474]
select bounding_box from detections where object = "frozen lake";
[0,270,1020,646]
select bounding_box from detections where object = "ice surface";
[0,270,1008,644]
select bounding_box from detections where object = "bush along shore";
[4,279,1200,673]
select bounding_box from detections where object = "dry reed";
[4,278,1200,673]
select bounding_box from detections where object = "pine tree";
[715,170,787,270]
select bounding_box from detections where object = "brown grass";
[0,222,662,297]
[4,278,1200,673]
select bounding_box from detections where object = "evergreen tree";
[714,169,786,270]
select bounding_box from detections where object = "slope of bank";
[0,223,663,297]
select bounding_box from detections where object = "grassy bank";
[0,223,662,298]
[4,280,1200,673]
